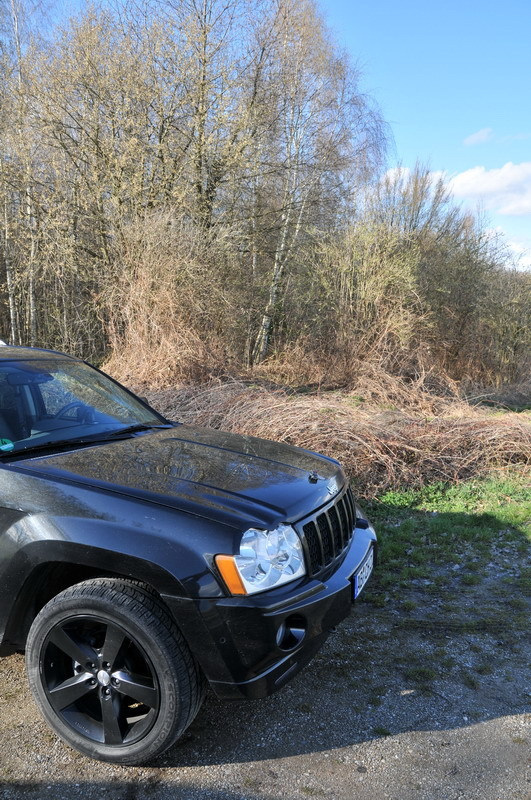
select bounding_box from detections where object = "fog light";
[276,615,306,651]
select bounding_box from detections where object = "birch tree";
[250,0,385,363]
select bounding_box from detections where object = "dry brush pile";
[143,379,531,497]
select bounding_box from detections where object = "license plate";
[353,548,374,599]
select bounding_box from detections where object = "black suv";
[0,346,376,764]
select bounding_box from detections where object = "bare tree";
[250,0,386,363]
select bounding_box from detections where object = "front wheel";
[25,578,204,765]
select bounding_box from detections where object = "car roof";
[0,344,81,362]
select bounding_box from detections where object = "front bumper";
[163,522,376,700]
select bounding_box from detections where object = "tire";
[25,578,204,765]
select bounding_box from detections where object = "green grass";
[363,473,531,648]
[372,475,530,523]
[462,673,480,690]
[511,568,531,596]
[475,663,494,675]
[373,726,392,737]
[462,574,482,586]
[363,474,530,628]
[405,666,437,683]
[368,684,387,706]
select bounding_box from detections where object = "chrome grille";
[300,487,356,575]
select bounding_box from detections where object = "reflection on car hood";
[14,426,346,529]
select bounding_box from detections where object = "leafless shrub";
[253,340,461,408]
[102,214,236,386]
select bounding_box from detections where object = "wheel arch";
[3,543,187,650]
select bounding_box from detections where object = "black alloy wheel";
[26,579,204,765]
[41,615,160,746]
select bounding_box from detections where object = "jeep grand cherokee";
[0,346,376,764]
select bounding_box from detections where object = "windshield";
[0,359,168,454]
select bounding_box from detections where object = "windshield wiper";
[2,424,173,457]
[3,436,106,457]
[0,423,174,458]
[103,423,172,437]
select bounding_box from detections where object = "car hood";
[14,426,346,530]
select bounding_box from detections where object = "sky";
[320,0,531,269]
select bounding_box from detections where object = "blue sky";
[320,0,531,268]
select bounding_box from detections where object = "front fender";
[0,510,229,650]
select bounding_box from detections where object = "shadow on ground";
[150,504,530,769]
[0,507,529,794]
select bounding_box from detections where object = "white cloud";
[463,128,494,146]
[462,128,531,146]
[448,162,531,216]
[508,240,531,270]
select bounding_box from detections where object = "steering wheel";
[54,401,90,420]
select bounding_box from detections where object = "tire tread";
[26,577,204,764]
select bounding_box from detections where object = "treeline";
[0,0,529,388]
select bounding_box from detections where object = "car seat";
[0,382,29,441]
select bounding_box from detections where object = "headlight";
[215,524,306,595]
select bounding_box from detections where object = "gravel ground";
[1,587,529,800]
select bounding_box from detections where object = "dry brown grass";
[101,214,237,387]
[142,380,531,497]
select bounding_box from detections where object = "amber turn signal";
[214,554,248,595]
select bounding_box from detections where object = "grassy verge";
[362,474,530,633]
[318,473,531,702]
